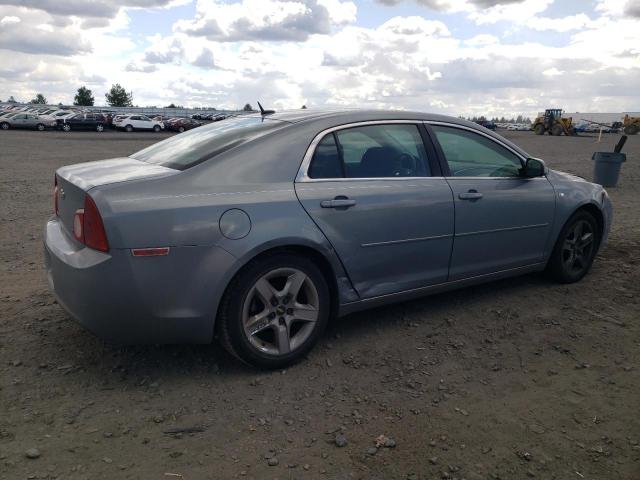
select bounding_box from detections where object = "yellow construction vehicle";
[533,109,576,136]
[623,114,639,135]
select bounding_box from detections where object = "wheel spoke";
[580,232,593,246]
[245,310,272,336]
[254,277,276,305]
[283,272,306,300]
[573,255,584,270]
[292,303,318,322]
[573,222,583,241]
[275,323,291,354]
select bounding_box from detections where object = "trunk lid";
[55,157,177,235]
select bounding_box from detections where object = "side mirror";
[521,157,546,178]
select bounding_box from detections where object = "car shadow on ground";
[34,271,550,383]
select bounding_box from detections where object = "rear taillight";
[53,176,59,216]
[73,195,109,252]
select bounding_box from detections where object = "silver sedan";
[44,110,612,368]
[1,113,57,130]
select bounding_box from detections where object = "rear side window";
[131,116,287,170]
[308,123,430,179]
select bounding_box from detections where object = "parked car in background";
[57,113,106,132]
[114,114,164,132]
[475,120,496,131]
[44,109,612,368]
[165,117,202,133]
[1,113,56,130]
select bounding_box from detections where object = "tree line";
[2,89,532,120]
[465,115,533,124]
[2,85,133,107]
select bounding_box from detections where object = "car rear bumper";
[44,217,237,344]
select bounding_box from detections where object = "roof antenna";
[257,101,275,116]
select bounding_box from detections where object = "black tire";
[62,123,71,132]
[547,210,600,283]
[36,123,45,131]
[1,122,9,130]
[178,126,185,133]
[96,124,104,132]
[153,125,161,132]
[125,124,133,132]
[218,253,331,369]
[624,124,638,135]
[551,124,564,136]
[534,124,545,135]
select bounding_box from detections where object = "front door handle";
[320,196,357,209]
[458,190,483,200]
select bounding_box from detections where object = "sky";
[0,0,638,117]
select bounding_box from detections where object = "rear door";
[137,116,153,129]
[428,123,556,280]
[295,121,454,299]
[12,114,27,128]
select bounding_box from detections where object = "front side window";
[308,123,430,179]
[432,125,522,177]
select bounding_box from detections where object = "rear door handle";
[458,191,483,200]
[320,196,357,209]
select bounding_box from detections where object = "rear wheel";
[1,122,9,130]
[125,124,133,132]
[547,210,599,283]
[178,126,185,133]
[96,124,104,132]
[624,124,639,135]
[153,125,161,132]
[62,123,71,132]
[534,124,545,135]
[218,253,330,369]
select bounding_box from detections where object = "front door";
[295,122,454,299]
[429,124,556,280]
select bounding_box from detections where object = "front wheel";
[62,124,71,132]
[1,122,10,130]
[534,124,545,135]
[551,124,564,136]
[96,124,104,132]
[218,253,331,369]
[36,123,45,131]
[178,126,185,133]
[547,210,600,283]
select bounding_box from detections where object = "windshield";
[130,116,287,170]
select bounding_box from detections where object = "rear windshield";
[130,116,287,170]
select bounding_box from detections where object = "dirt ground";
[0,129,638,480]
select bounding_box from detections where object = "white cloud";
[175,0,357,42]
[0,14,19,23]
[0,0,638,117]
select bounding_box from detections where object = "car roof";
[233,109,530,158]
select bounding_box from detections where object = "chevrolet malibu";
[44,110,612,368]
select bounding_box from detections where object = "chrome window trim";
[295,120,429,183]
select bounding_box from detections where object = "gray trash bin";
[592,152,626,187]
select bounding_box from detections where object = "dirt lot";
[1,129,638,480]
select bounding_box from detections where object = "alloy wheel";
[241,267,320,356]
[561,220,595,275]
